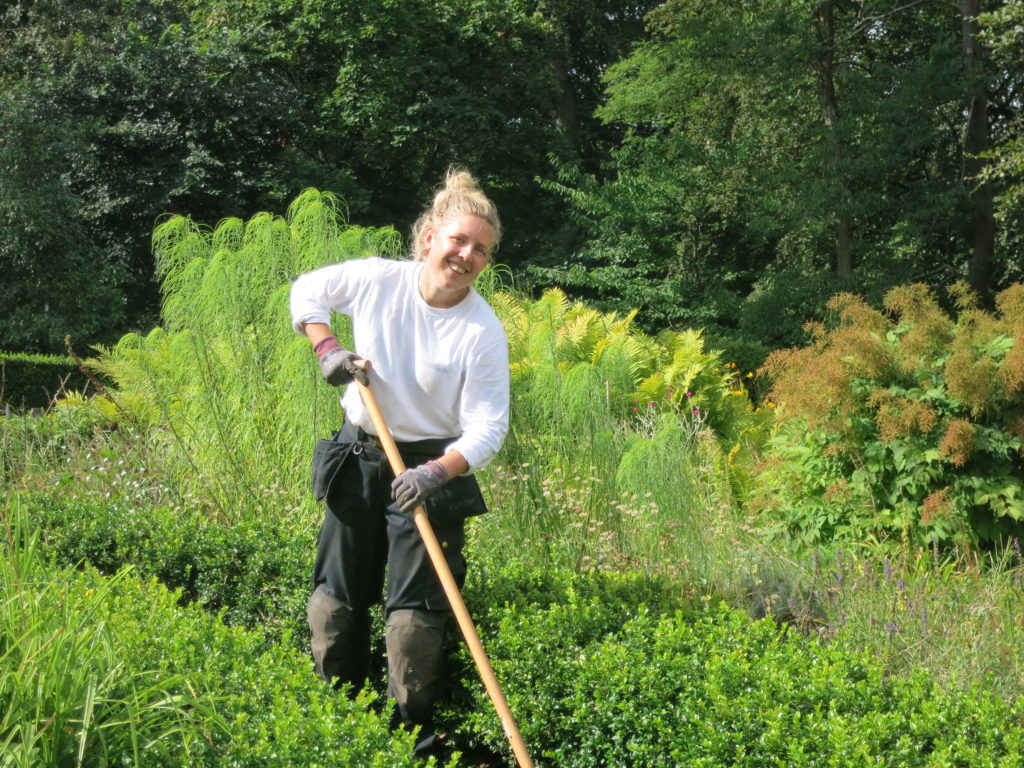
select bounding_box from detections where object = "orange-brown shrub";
[754,282,1024,550]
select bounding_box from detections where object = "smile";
[447,260,469,275]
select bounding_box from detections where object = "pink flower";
[684,392,693,398]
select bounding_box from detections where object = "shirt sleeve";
[447,333,511,472]
[290,260,370,334]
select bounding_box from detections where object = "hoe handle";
[354,361,534,768]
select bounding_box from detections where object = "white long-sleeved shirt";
[290,257,510,471]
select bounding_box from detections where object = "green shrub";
[1,495,222,767]
[67,191,401,526]
[0,351,89,409]
[456,592,1024,768]
[19,491,313,643]
[755,282,1024,549]
[100,572,440,767]
[1,493,441,768]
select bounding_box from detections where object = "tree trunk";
[813,1,853,278]
[537,1,579,144]
[961,0,995,297]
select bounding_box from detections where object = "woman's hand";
[391,460,449,514]
[311,332,368,386]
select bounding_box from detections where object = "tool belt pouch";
[424,474,488,527]
[311,434,356,502]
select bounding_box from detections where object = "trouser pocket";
[311,434,356,502]
[423,473,488,527]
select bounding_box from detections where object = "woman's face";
[419,214,495,308]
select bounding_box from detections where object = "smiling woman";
[418,215,496,308]
[288,167,510,760]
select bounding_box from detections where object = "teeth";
[449,262,467,275]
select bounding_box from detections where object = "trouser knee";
[307,585,371,689]
[385,608,448,729]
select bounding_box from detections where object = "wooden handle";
[353,361,534,768]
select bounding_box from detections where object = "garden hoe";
[354,361,535,768]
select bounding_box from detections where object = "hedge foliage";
[0,351,89,409]
[457,584,1024,767]
[18,491,314,642]
[16,491,1024,768]
[2,494,442,768]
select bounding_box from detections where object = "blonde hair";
[409,167,501,261]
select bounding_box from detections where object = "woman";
[289,168,510,757]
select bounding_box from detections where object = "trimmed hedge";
[19,491,314,643]
[100,570,441,767]
[0,351,90,409]
[20,491,1024,768]
[2,559,438,767]
[457,588,1024,768]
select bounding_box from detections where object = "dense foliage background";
[3,0,1022,356]
[4,2,1024,766]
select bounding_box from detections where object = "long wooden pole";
[354,371,535,768]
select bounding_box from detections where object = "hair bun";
[443,168,478,193]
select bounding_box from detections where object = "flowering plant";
[752,282,1024,550]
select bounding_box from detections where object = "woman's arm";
[299,321,335,347]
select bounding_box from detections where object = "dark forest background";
[3,0,1022,368]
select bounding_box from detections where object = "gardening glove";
[391,460,449,515]
[314,335,368,387]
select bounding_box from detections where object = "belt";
[343,420,455,457]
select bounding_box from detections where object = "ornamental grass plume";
[996,283,1024,326]
[825,292,895,381]
[944,347,997,418]
[764,294,893,433]
[938,419,976,467]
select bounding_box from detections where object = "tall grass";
[473,296,756,587]
[776,544,1024,702]
[70,190,403,526]
[0,494,222,767]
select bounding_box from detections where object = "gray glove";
[314,335,368,387]
[391,460,449,514]
[320,347,368,387]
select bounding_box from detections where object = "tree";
[542,0,1021,351]
[1,0,306,351]
[979,0,1024,287]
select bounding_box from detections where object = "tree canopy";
[1,0,1021,359]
